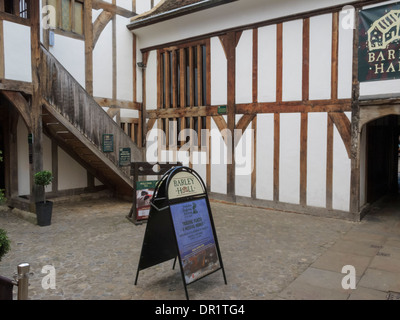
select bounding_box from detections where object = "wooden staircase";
[40,45,142,197]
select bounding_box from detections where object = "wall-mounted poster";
[136,181,157,221]
[170,198,220,284]
[102,134,114,152]
[119,147,131,166]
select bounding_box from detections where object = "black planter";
[36,201,53,226]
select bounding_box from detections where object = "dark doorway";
[366,115,400,203]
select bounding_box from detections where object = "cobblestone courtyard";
[1,194,399,300]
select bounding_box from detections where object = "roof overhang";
[127,0,238,31]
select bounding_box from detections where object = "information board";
[170,198,220,284]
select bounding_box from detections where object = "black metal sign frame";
[134,166,227,300]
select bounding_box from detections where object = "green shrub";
[34,171,53,203]
[0,229,11,262]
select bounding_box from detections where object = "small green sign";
[218,105,227,114]
[119,147,131,166]
[102,134,114,152]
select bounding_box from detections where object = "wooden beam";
[331,11,339,100]
[92,0,136,18]
[93,10,113,48]
[1,91,32,129]
[329,112,351,159]
[94,97,141,110]
[300,112,308,205]
[276,23,283,102]
[0,79,33,94]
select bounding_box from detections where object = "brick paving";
[0,193,399,300]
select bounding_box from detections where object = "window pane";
[74,1,83,34]
[61,0,71,31]
[47,0,57,28]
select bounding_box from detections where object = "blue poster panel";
[170,198,220,284]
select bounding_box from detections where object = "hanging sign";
[134,166,227,300]
[359,2,400,82]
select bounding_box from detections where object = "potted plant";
[34,171,53,227]
[0,229,10,262]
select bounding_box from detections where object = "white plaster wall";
[235,115,252,198]
[58,148,87,190]
[309,14,332,100]
[235,30,252,104]
[145,120,158,163]
[256,113,274,201]
[332,123,351,212]
[93,22,113,98]
[279,113,300,204]
[49,34,85,87]
[3,21,32,82]
[306,113,327,208]
[210,117,227,194]
[43,135,53,192]
[145,50,158,110]
[192,151,207,186]
[210,37,227,106]
[17,118,30,196]
[134,0,354,50]
[116,15,133,101]
[282,19,302,101]
[338,9,353,99]
[135,0,152,14]
[258,25,276,103]
[117,0,132,10]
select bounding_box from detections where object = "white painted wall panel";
[306,113,327,207]
[116,15,133,101]
[93,23,113,98]
[235,115,252,197]
[210,118,227,194]
[256,114,274,201]
[17,118,30,196]
[192,151,207,186]
[332,126,351,211]
[146,50,158,110]
[49,35,85,87]
[210,37,227,106]
[279,113,300,204]
[258,25,276,102]
[3,21,32,82]
[282,20,303,101]
[338,10,353,99]
[236,30,252,104]
[43,135,53,192]
[58,148,87,190]
[309,14,332,100]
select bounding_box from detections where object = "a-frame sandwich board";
[134,166,227,300]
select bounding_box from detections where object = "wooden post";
[30,0,44,206]
[350,8,360,216]
[84,0,93,96]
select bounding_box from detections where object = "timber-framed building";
[0,0,399,221]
